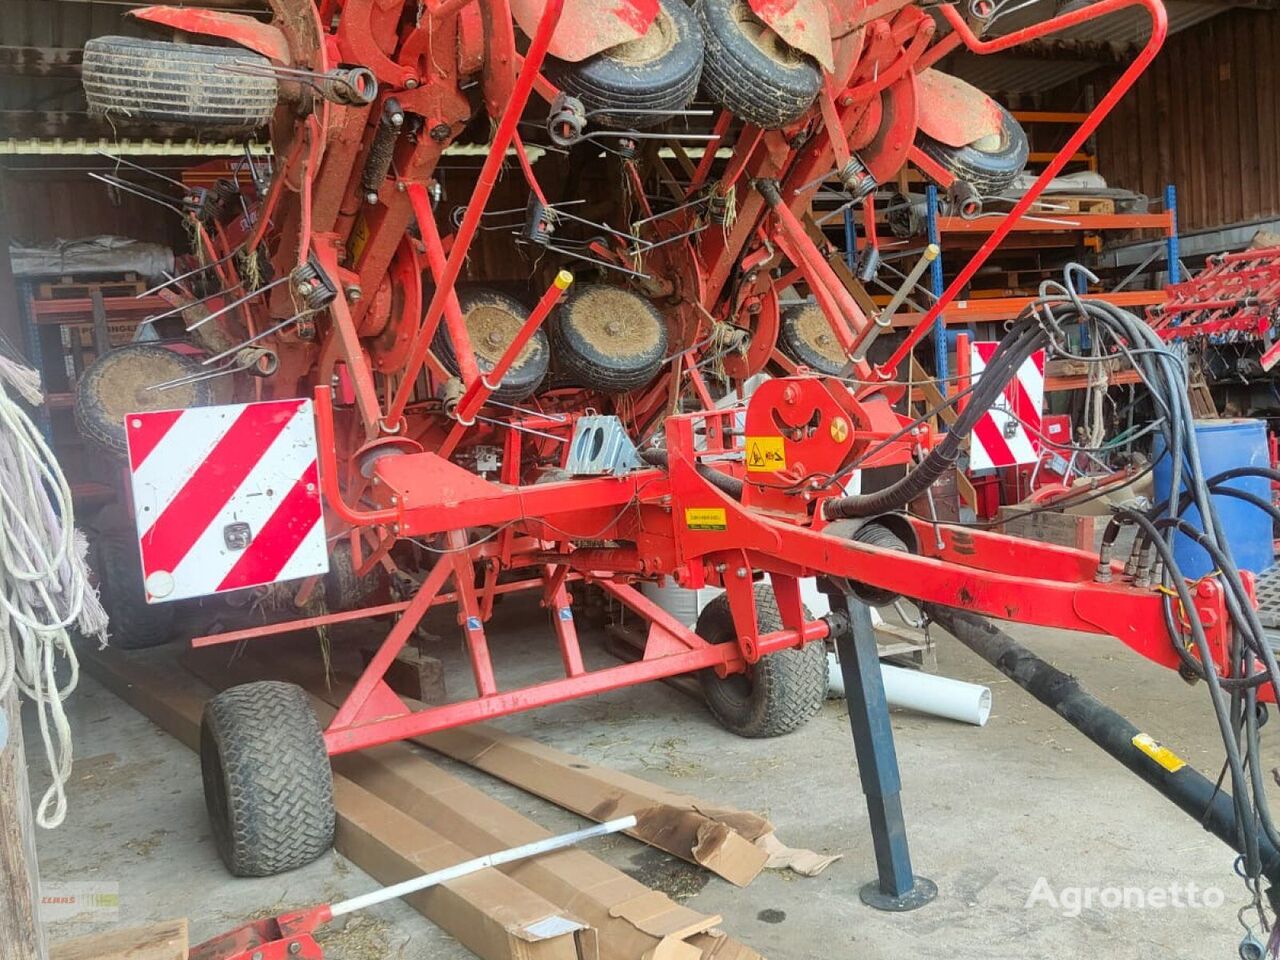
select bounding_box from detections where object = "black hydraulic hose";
[640,448,744,499]
[925,604,1280,893]
[824,319,1049,519]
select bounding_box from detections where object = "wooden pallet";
[37,275,145,301]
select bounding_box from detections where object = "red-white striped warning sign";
[126,398,329,604]
[968,342,1045,471]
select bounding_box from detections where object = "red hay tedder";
[72,0,1280,943]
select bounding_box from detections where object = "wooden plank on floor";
[180,648,767,960]
[49,920,187,960]
[80,650,591,960]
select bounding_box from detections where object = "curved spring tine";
[138,243,246,298]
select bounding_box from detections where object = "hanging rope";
[0,344,107,828]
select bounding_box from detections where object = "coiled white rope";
[0,350,107,828]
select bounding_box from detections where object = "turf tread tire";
[551,284,668,393]
[915,102,1029,196]
[777,303,846,375]
[74,344,215,460]
[696,583,827,737]
[83,36,277,132]
[696,0,822,130]
[544,0,704,129]
[201,681,335,877]
[96,533,175,650]
[431,288,550,402]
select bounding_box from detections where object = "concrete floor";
[26,594,1276,960]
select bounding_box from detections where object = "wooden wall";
[1089,8,1280,233]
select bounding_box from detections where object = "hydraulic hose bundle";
[855,269,1280,944]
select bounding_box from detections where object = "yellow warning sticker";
[685,507,727,531]
[348,214,371,265]
[745,436,787,472]
[1132,733,1186,773]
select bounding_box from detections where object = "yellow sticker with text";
[685,507,727,531]
[745,436,787,472]
[348,213,370,265]
[1132,733,1186,773]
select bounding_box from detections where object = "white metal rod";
[329,815,637,917]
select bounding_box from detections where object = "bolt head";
[735,567,747,579]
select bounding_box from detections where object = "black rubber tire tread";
[551,283,669,393]
[544,0,704,129]
[696,0,822,130]
[778,303,846,376]
[695,583,828,738]
[201,681,335,877]
[96,532,176,650]
[915,100,1029,196]
[83,36,277,132]
[324,541,380,609]
[431,287,550,402]
[74,344,215,460]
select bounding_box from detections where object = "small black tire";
[432,288,550,402]
[83,36,278,132]
[696,0,822,130]
[75,344,215,460]
[778,303,846,375]
[915,99,1029,196]
[96,532,176,650]
[201,681,335,877]
[695,583,828,738]
[324,541,380,610]
[545,0,703,129]
[551,284,668,393]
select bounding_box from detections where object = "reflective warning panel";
[125,399,329,604]
[968,343,1045,471]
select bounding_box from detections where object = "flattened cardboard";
[419,724,835,885]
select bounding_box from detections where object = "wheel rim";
[466,304,537,368]
[569,288,663,361]
[607,8,678,65]
[787,304,845,371]
[90,349,203,424]
[731,1,803,67]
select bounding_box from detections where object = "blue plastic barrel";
[1152,418,1274,579]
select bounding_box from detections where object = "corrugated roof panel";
[944,0,1228,94]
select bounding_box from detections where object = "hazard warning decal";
[745,435,787,472]
[968,342,1045,471]
[126,399,329,604]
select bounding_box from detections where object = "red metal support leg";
[446,530,499,697]
[544,564,585,677]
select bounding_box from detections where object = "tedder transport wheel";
[915,95,1029,196]
[551,284,668,393]
[778,303,846,376]
[82,36,278,132]
[695,584,828,738]
[432,288,550,402]
[545,0,704,128]
[324,540,381,610]
[696,0,822,130]
[201,681,336,877]
[74,344,215,460]
[94,530,176,650]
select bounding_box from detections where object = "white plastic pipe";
[330,815,637,917]
[828,653,992,727]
